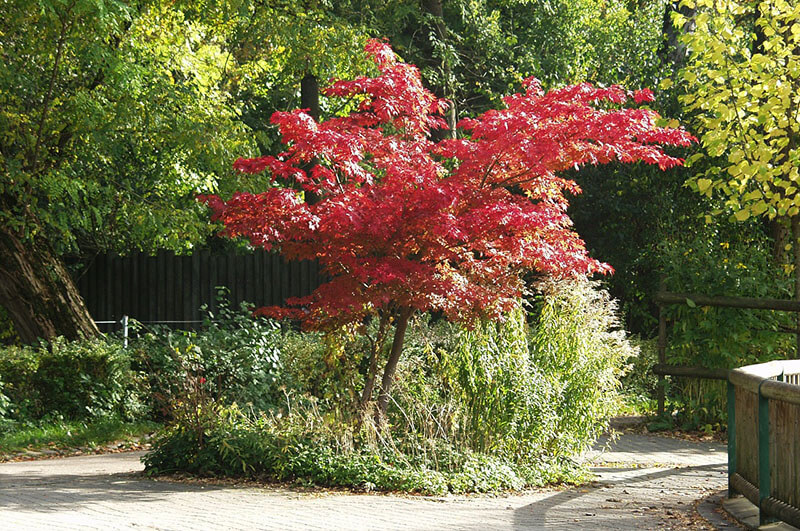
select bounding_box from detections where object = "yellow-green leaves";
[680,0,800,223]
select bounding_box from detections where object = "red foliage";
[201,40,695,329]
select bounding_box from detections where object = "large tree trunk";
[769,218,789,264]
[0,225,99,344]
[376,308,413,419]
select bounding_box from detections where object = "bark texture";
[659,2,695,73]
[793,216,800,359]
[376,308,412,418]
[0,225,99,344]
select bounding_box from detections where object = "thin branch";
[30,1,77,175]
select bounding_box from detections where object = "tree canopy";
[202,40,693,413]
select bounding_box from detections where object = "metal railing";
[95,315,212,348]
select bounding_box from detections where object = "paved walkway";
[0,434,728,530]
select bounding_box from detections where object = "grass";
[0,417,160,455]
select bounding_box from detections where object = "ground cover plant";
[0,418,159,458]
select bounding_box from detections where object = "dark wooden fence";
[75,250,322,331]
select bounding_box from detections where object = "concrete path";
[0,434,728,530]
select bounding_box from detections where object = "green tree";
[336,0,669,121]
[0,0,252,342]
[0,0,375,343]
[677,0,800,349]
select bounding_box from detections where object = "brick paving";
[0,433,728,530]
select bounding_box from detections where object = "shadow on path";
[513,462,726,528]
[0,471,225,512]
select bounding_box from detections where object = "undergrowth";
[144,279,632,494]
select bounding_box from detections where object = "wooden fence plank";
[75,250,322,327]
[192,252,201,324]
[656,291,800,313]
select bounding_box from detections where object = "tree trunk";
[769,218,789,264]
[659,2,695,74]
[792,215,800,359]
[300,72,321,205]
[360,312,390,408]
[0,225,99,344]
[376,308,412,419]
[422,0,457,138]
[301,72,320,121]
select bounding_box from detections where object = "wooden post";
[758,380,772,527]
[727,380,736,498]
[657,280,667,418]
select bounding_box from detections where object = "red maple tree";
[201,40,694,415]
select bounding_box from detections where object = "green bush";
[619,337,659,415]
[389,278,632,461]
[658,231,793,429]
[129,291,284,417]
[0,292,287,427]
[143,403,583,494]
[145,278,629,493]
[0,337,145,421]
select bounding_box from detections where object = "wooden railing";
[653,290,800,417]
[728,360,800,528]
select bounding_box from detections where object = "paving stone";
[0,434,729,530]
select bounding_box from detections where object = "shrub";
[129,291,284,417]
[657,231,792,428]
[145,279,629,493]
[388,278,632,461]
[143,402,584,495]
[619,337,659,415]
[0,337,145,421]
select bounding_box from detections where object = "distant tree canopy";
[1,0,785,345]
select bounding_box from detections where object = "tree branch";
[29,1,77,175]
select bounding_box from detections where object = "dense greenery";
[143,279,633,493]
[1,279,632,491]
[1,0,796,467]
[0,337,145,422]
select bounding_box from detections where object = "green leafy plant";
[0,337,145,421]
[145,279,628,493]
[129,289,284,418]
